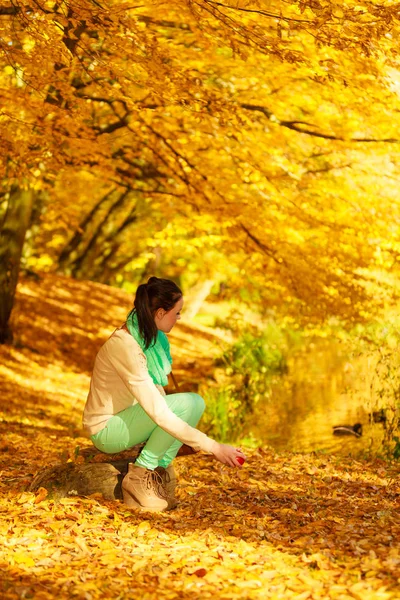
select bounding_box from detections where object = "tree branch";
[199,0,312,24]
[240,223,284,266]
[241,103,400,143]
[0,6,19,15]
[137,15,192,30]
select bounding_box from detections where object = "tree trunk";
[90,209,137,282]
[70,189,131,278]
[29,444,198,500]
[57,187,115,271]
[184,279,215,320]
[0,186,34,344]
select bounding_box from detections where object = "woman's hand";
[211,443,247,467]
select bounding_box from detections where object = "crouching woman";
[83,277,246,512]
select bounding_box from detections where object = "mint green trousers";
[91,392,205,470]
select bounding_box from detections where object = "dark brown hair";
[129,277,182,349]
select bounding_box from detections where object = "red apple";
[236,456,245,465]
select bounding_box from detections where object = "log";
[29,443,198,500]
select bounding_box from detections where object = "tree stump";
[29,444,198,500]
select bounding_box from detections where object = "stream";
[244,341,394,457]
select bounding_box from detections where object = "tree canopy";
[2,0,400,333]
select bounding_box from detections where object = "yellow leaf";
[13,552,35,567]
[136,521,152,536]
[34,487,48,504]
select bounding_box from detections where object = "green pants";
[91,392,205,470]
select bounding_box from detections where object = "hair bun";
[147,277,159,285]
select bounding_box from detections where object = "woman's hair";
[130,277,182,348]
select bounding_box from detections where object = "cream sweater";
[83,328,217,453]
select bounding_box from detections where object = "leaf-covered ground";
[1,274,400,599]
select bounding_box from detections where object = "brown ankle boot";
[156,464,178,510]
[122,464,168,512]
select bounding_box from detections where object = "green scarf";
[126,311,172,387]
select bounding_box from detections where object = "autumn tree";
[1,0,400,341]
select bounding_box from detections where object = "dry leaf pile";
[0,274,399,599]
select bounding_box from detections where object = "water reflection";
[245,342,388,456]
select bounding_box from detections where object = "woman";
[83,277,246,512]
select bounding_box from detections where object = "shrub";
[201,326,289,442]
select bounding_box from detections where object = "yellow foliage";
[1,0,400,321]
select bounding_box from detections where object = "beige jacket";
[83,328,216,453]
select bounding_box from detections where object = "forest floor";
[1,273,400,600]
